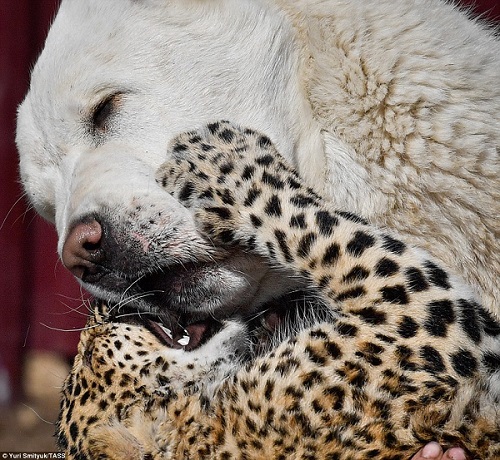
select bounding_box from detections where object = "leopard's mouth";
[144,316,224,351]
[112,306,224,351]
[112,289,319,352]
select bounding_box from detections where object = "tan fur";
[277,0,499,312]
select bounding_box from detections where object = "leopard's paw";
[155,120,310,249]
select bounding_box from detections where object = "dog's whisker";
[113,290,161,312]
[51,301,93,318]
[113,310,159,320]
[39,322,101,333]
[118,275,147,304]
[0,192,32,231]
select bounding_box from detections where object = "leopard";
[57,121,500,459]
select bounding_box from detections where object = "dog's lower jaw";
[82,255,301,323]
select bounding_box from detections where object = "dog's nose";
[62,218,104,280]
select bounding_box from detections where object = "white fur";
[17,0,499,314]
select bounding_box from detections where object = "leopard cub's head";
[56,301,249,459]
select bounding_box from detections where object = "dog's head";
[16,0,319,327]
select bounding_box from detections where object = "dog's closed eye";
[91,95,116,134]
[90,92,124,135]
[92,96,114,132]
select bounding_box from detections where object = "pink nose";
[61,218,103,279]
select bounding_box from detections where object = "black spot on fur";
[342,266,369,284]
[483,352,500,374]
[217,188,235,205]
[315,210,339,237]
[250,214,263,228]
[397,316,419,338]
[420,345,446,374]
[178,182,195,202]
[264,195,282,217]
[450,349,478,378]
[405,267,430,292]
[396,345,418,371]
[207,122,220,134]
[354,307,387,325]
[424,260,451,290]
[324,386,345,410]
[274,229,293,263]
[219,161,234,174]
[457,299,481,344]
[201,143,214,152]
[290,213,307,229]
[242,165,256,180]
[381,285,409,305]
[374,258,399,277]
[326,341,342,359]
[206,206,232,220]
[318,276,332,289]
[337,361,367,388]
[336,286,366,301]
[321,243,340,267]
[302,370,324,389]
[188,135,202,144]
[219,229,236,244]
[478,308,500,337]
[73,383,81,397]
[424,300,455,337]
[266,241,277,260]
[287,176,301,189]
[264,380,275,401]
[199,188,214,200]
[218,128,235,143]
[245,235,257,250]
[376,334,396,344]
[104,369,115,386]
[275,358,301,377]
[336,322,358,337]
[196,171,208,181]
[99,399,109,411]
[297,232,317,258]
[290,194,317,208]
[346,231,376,257]
[80,391,90,407]
[356,342,384,366]
[305,346,327,366]
[257,136,272,149]
[381,234,406,255]
[69,422,79,442]
[172,142,188,153]
[244,186,262,207]
[255,154,275,168]
[336,211,369,225]
[262,171,285,189]
[56,428,68,450]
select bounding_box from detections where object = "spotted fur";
[57,122,500,459]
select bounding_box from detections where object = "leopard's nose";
[62,217,104,280]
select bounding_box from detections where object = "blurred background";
[1,0,499,452]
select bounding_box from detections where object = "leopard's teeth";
[158,324,173,340]
[178,335,190,346]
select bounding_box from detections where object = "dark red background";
[1,0,498,402]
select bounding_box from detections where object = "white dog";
[17,0,499,319]
[16,1,499,458]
